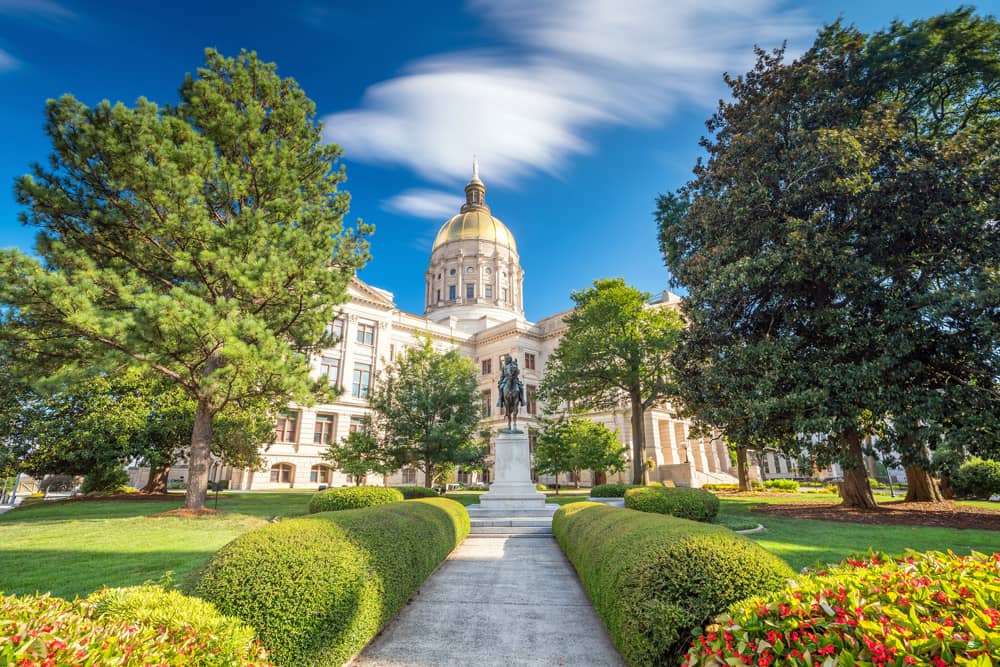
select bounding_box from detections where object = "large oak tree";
[0,50,369,509]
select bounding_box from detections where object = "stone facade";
[156,166,738,490]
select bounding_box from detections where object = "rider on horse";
[497,354,525,409]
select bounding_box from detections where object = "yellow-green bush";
[590,483,640,497]
[624,486,720,522]
[553,502,792,666]
[395,485,439,499]
[307,485,403,513]
[196,498,469,666]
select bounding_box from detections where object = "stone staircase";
[465,504,558,536]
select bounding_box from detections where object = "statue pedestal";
[477,430,547,511]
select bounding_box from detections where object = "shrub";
[462,484,489,491]
[625,487,720,522]
[0,591,272,666]
[308,485,403,513]
[197,498,469,667]
[38,474,79,493]
[81,466,129,494]
[646,481,663,487]
[685,550,1000,666]
[590,483,640,497]
[953,457,1000,499]
[763,479,800,492]
[536,483,549,491]
[395,485,439,499]
[553,502,793,666]
[703,483,738,492]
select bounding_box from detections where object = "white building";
[157,165,739,490]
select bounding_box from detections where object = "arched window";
[310,464,332,484]
[270,463,294,485]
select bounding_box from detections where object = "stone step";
[465,507,558,518]
[470,525,552,535]
[469,517,553,527]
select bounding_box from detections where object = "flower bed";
[685,550,1000,666]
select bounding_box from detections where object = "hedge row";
[763,479,800,492]
[308,486,403,513]
[685,550,1000,666]
[553,502,793,666]
[624,486,720,522]
[1,586,270,666]
[954,457,1000,499]
[590,483,639,497]
[196,498,470,666]
[394,485,440,499]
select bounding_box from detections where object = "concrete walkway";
[351,536,625,667]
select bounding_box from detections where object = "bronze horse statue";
[500,364,524,431]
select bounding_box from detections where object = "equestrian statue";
[497,354,526,431]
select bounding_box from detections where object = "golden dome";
[432,210,517,252]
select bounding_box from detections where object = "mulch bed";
[752,500,1000,530]
[153,507,223,518]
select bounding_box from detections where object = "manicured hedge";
[553,502,792,666]
[953,457,1000,499]
[763,479,800,492]
[196,498,469,667]
[1,588,271,666]
[685,550,1000,666]
[395,485,439,499]
[624,486,720,522]
[308,485,403,513]
[590,483,640,497]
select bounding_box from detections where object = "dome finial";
[472,155,479,180]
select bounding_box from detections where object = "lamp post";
[681,443,689,464]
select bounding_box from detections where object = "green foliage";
[589,483,639,498]
[196,498,469,667]
[365,337,482,488]
[534,417,627,488]
[763,479,800,492]
[553,502,793,666]
[953,458,1000,499]
[395,486,439,499]
[308,486,403,513]
[685,551,1000,666]
[323,426,401,484]
[0,49,370,510]
[88,585,260,658]
[646,481,662,487]
[81,466,129,494]
[538,279,684,485]
[535,483,549,491]
[658,9,1000,508]
[0,590,272,666]
[624,487,720,522]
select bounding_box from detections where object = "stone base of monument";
[465,429,559,535]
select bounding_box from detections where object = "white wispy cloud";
[0,48,18,72]
[0,0,76,21]
[323,0,815,192]
[383,188,465,220]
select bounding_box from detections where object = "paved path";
[351,536,625,667]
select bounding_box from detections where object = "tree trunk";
[630,391,646,485]
[142,464,169,494]
[184,397,214,510]
[736,447,751,492]
[424,462,433,489]
[939,473,955,499]
[904,464,944,502]
[554,472,559,495]
[573,470,580,488]
[839,429,877,510]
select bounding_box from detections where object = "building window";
[270,463,294,484]
[320,357,339,385]
[352,363,372,398]
[274,412,298,443]
[485,284,493,299]
[502,287,508,303]
[449,285,456,301]
[310,464,332,484]
[449,268,456,275]
[481,358,492,375]
[775,456,784,474]
[402,468,417,485]
[436,289,441,302]
[325,318,344,341]
[349,416,366,433]
[526,385,537,415]
[466,283,475,299]
[466,266,475,273]
[313,414,335,444]
[762,454,771,474]
[524,353,536,370]
[356,322,376,346]
[481,389,492,417]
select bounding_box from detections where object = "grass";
[0,491,313,599]
[719,493,1000,572]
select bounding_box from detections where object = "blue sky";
[2,1,996,320]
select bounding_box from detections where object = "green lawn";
[719,493,1000,572]
[0,491,313,599]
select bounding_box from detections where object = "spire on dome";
[462,157,487,212]
[472,155,479,180]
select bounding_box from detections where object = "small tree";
[534,417,626,492]
[539,279,683,485]
[367,337,481,488]
[532,419,577,494]
[322,420,400,486]
[0,50,369,510]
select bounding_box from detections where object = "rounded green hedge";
[590,483,640,498]
[763,479,800,492]
[308,485,403,513]
[624,486,720,522]
[394,485,439,499]
[553,502,792,666]
[953,457,1000,499]
[196,498,470,667]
